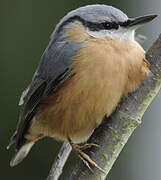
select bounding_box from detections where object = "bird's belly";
[27,38,147,144]
[31,73,124,143]
[30,39,130,143]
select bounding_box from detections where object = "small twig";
[46,142,72,180]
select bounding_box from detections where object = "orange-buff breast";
[27,38,150,143]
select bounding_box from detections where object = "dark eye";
[103,22,112,29]
[103,22,119,30]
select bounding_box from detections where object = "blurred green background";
[1,0,161,179]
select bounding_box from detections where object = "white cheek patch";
[87,27,135,41]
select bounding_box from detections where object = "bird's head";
[52,4,157,42]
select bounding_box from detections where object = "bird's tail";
[10,141,35,167]
[7,131,35,167]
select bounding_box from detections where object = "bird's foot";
[68,138,105,173]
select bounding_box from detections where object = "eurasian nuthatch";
[8,4,157,170]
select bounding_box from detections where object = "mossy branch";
[47,34,161,180]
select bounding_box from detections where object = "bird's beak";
[126,14,157,29]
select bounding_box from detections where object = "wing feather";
[12,40,83,150]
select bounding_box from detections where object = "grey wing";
[10,40,83,150]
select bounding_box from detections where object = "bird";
[7,4,156,171]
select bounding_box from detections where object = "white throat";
[87,27,135,41]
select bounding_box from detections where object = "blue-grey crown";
[64,5,127,23]
[56,5,128,30]
[51,5,129,41]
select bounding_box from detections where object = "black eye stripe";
[118,19,132,27]
[56,15,120,33]
[85,21,119,31]
[102,22,119,30]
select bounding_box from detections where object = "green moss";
[134,96,138,100]
[101,154,107,162]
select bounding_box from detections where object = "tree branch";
[46,34,161,180]
[47,142,72,180]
